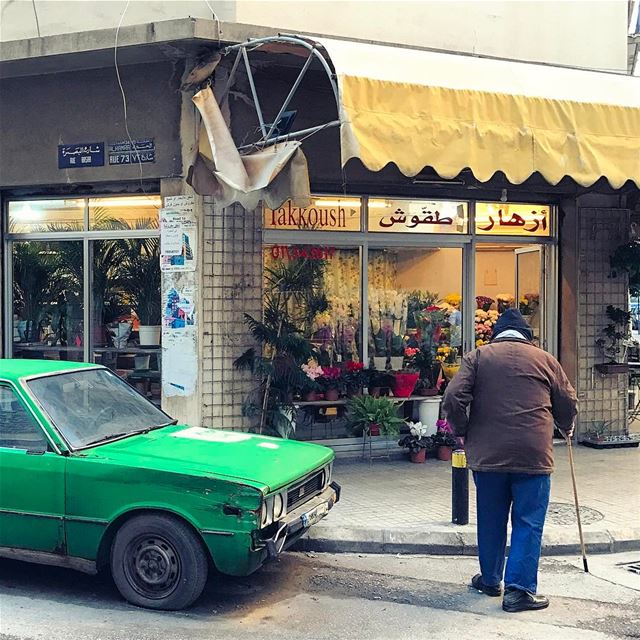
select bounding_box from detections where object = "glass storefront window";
[89,196,161,230]
[8,199,84,233]
[11,240,84,362]
[367,247,464,385]
[475,244,544,347]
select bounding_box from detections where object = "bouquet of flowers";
[474,309,500,346]
[496,293,515,314]
[343,360,367,392]
[319,366,342,391]
[519,293,540,316]
[476,295,495,312]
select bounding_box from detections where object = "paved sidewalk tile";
[325,445,640,536]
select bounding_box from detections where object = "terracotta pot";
[325,388,340,401]
[391,372,419,398]
[410,449,426,463]
[303,390,318,402]
[438,446,453,461]
[369,424,380,436]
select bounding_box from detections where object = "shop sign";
[475,203,551,237]
[263,198,361,231]
[269,245,336,260]
[58,142,104,169]
[368,199,468,234]
[108,138,156,165]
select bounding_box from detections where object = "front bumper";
[259,481,341,560]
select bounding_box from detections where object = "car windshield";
[27,369,173,449]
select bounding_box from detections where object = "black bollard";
[452,449,469,525]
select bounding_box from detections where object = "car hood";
[80,425,334,493]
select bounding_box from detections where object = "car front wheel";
[110,513,208,610]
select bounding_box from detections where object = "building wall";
[200,199,262,430]
[576,203,630,437]
[1,0,628,72]
[0,62,182,188]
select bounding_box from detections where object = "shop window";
[263,245,362,364]
[8,199,84,234]
[11,240,84,362]
[89,196,161,230]
[367,247,464,385]
[475,244,544,347]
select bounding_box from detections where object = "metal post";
[452,449,469,525]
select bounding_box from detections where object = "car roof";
[0,359,100,382]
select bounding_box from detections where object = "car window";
[27,369,173,449]
[0,386,48,452]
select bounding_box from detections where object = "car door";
[0,384,66,554]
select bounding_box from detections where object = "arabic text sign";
[368,199,468,234]
[58,142,105,169]
[264,198,361,231]
[475,203,551,237]
[108,138,155,165]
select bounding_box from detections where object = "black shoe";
[470,573,502,597]
[502,587,550,612]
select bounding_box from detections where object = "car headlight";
[273,493,285,519]
[261,501,270,527]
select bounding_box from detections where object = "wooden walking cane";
[562,427,589,573]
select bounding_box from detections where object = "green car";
[0,360,340,610]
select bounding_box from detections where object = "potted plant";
[610,240,640,296]
[437,345,461,380]
[398,421,433,463]
[122,238,162,346]
[345,394,405,438]
[595,305,633,374]
[518,293,539,322]
[433,419,457,461]
[343,360,366,397]
[300,359,323,401]
[390,348,420,398]
[319,366,342,401]
[405,346,440,396]
[367,370,392,398]
[476,295,495,312]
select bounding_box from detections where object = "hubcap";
[124,535,181,599]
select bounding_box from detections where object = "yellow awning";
[316,38,640,189]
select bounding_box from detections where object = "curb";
[293,525,640,556]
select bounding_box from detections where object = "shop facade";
[1,19,639,450]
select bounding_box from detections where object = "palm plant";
[234,255,328,437]
[120,238,162,325]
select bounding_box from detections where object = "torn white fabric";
[187,87,311,210]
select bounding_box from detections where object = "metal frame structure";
[220,36,341,150]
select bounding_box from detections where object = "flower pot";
[410,449,426,464]
[373,356,387,371]
[595,363,629,375]
[325,388,340,401]
[369,424,380,436]
[390,356,404,371]
[442,363,460,380]
[139,325,161,346]
[438,446,453,461]
[303,390,318,402]
[391,372,419,398]
[417,398,441,436]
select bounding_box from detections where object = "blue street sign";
[58,142,105,169]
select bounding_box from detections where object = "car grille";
[287,470,325,511]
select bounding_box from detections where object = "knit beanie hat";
[492,308,534,342]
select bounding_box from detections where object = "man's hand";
[560,423,574,440]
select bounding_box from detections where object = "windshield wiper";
[80,421,177,448]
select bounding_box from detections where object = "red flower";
[345,361,364,373]
[321,366,342,380]
[425,305,441,312]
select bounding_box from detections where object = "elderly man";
[442,308,577,613]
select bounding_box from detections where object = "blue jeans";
[473,471,551,594]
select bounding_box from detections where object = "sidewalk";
[299,444,640,556]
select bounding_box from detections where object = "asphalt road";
[1,551,639,640]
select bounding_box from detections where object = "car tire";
[110,513,208,610]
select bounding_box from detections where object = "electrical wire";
[114,0,157,206]
[31,0,41,37]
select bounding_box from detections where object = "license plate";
[301,501,329,527]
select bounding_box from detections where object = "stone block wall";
[201,199,263,430]
[576,207,629,436]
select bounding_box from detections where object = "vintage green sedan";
[0,359,340,610]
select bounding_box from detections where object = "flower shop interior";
[258,195,559,456]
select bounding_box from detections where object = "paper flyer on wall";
[160,195,197,272]
[162,330,197,397]
[163,286,196,331]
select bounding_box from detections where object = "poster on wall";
[163,286,196,330]
[162,331,197,397]
[160,195,197,272]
